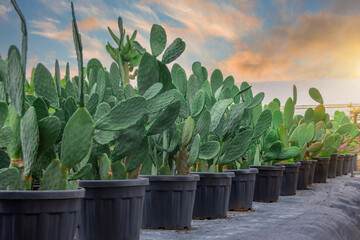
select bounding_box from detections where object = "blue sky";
[1,0,360,105]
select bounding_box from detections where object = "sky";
[1,0,360,106]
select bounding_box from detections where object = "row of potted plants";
[0,1,359,240]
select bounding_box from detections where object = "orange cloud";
[219,12,360,82]
[78,17,100,33]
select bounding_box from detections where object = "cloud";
[219,12,360,83]
[0,3,12,21]
[29,55,39,64]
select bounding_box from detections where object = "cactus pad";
[34,63,59,109]
[150,24,167,57]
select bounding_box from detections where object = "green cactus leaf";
[86,93,99,116]
[40,159,68,190]
[55,59,61,97]
[96,96,146,131]
[340,116,350,125]
[268,101,280,112]
[172,65,187,96]
[222,103,246,137]
[137,53,159,95]
[87,58,103,88]
[309,87,323,104]
[0,82,6,102]
[111,117,146,160]
[98,153,111,180]
[0,150,10,169]
[187,74,202,106]
[307,142,323,152]
[278,146,300,160]
[32,148,54,181]
[221,129,253,164]
[278,124,288,147]
[210,69,223,94]
[32,97,49,121]
[199,141,220,160]
[110,62,121,95]
[158,62,175,92]
[68,163,92,181]
[0,168,19,190]
[324,135,335,150]
[209,98,232,131]
[148,100,180,135]
[191,89,205,117]
[162,38,186,64]
[37,116,61,155]
[194,110,211,140]
[124,83,136,99]
[297,124,307,147]
[292,84,297,105]
[264,141,282,161]
[192,62,203,81]
[20,106,39,177]
[283,97,294,130]
[272,109,283,130]
[65,80,78,101]
[264,129,278,151]
[7,46,25,115]
[143,83,163,100]
[182,116,195,146]
[305,122,315,143]
[34,63,59,109]
[111,160,128,179]
[147,89,178,114]
[189,134,200,166]
[223,76,234,89]
[313,104,325,122]
[240,82,253,102]
[0,125,13,148]
[126,136,149,173]
[64,97,77,121]
[96,69,106,102]
[246,92,264,109]
[150,24,167,57]
[0,102,8,127]
[304,108,314,124]
[336,123,353,136]
[168,128,181,152]
[253,109,272,140]
[5,105,21,159]
[61,108,94,169]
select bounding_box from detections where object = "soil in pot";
[343,154,351,175]
[295,160,311,190]
[141,175,199,230]
[328,153,338,178]
[312,157,330,183]
[191,172,234,220]
[225,169,258,211]
[336,155,344,176]
[276,162,300,196]
[250,165,284,203]
[78,179,148,240]
[0,188,84,240]
[308,159,317,186]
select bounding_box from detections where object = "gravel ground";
[140,174,360,240]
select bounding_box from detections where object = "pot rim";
[250,165,285,170]
[190,172,235,178]
[0,187,85,199]
[275,162,301,167]
[140,174,200,181]
[79,178,149,188]
[224,168,258,174]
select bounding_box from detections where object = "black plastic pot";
[250,165,284,203]
[336,155,344,176]
[79,179,148,240]
[191,172,234,220]
[225,169,258,211]
[312,157,330,183]
[141,175,199,230]
[295,160,311,190]
[349,154,355,176]
[0,188,84,240]
[328,153,338,178]
[343,154,351,175]
[308,159,317,186]
[354,153,358,173]
[275,162,300,196]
